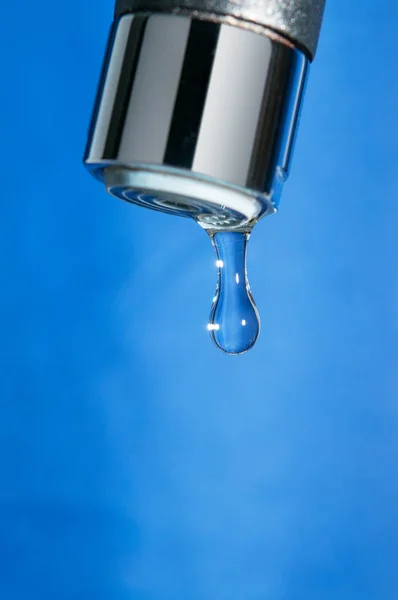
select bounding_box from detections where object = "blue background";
[1,1,398,598]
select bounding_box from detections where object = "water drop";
[208,231,260,355]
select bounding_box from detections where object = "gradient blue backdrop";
[1,1,398,598]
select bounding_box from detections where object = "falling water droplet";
[208,231,260,355]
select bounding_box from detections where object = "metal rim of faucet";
[103,164,273,233]
[114,0,326,59]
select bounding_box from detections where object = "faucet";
[83,0,326,354]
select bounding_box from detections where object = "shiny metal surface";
[84,14,308,230]
[104,166,271,232]
[115,0,325,58]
